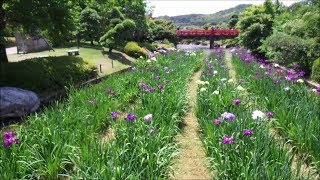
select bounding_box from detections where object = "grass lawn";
[1,56,97,94]
[7,46,136,76]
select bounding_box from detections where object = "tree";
[124,1,148,42]
[260,0,320,73]
[4,0,75,46]
[148,18,178,45]
[217,22,228,29]
[99,7,136,52]
[237,1,275,51]
[202,23,212,30]
[114,0,148,42]
[0,1,8,63]
[79,7,101,46]
[228,14,238,28]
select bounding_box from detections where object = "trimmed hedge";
[0,56,97,93]
[311,57,320,83]
[124,41,148,58]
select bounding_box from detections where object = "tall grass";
[0,51,203,179]
[195,49,304,179]
[231,48,320,172]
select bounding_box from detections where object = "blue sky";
[148,0,302,17]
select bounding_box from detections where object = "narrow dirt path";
[225,50,237,83]
[170,70,211,180]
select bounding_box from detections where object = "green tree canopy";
[1,0,76,62]
[148,18,178,45]
[259,0,320,74]
[120,0,148,42]
[237,0,275,51]
[217,22,228,29]
[228,14,238,28]
[79,7,101,46]
[99,7,136,52]
[202,23,212,30]
[4,0,75,46]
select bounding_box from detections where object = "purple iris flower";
[222,136,235,144]
[213,119,222,125]
[158,85,164,90]
[125,113,137,121]
[244,129,254,136]
[232,99,241,105]
[139,82,147,87]
[2,131,19,148]
[266,111,275,118]
[221,112,236,121]
[111,112,119,118]
[150,87,156,92]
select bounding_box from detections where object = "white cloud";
[148,0,302,17]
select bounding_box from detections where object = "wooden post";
[100,64,102,73]
[209,37,215,49]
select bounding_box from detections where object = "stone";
[0,87,40,118]
[157,49,167,54]
[143,48,155,58]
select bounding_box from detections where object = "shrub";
[138,42,156,52]
[0,56,96,93]
[311,58,320,83]
[5,37,16,48]
[124,41,148,58]
[225,38,239,48]
[259,33,316,74]
[162,38,170,44]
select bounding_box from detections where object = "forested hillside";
[158,4,251,27]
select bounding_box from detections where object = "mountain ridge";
[157,4,251,27]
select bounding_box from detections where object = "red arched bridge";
[176,29,240,48]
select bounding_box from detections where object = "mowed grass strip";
[7,46,135,75]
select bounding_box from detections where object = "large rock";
[0,87,40,118]
[143,48,155,58]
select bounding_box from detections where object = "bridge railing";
[177,29,240,36]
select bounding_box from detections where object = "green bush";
[311,58,320,83]
[0,56,96,94]
[225,38,239,47]
[5,37,16,48]
[124,41,148,58]
[138,42,156,52]
[259,33,316,74]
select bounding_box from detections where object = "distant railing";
[177,29,240,36]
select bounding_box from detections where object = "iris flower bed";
[0,51,203,179]
[196,48,304,179]
[231,48,320,172]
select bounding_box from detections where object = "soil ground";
[170,70,211,180]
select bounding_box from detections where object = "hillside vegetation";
[158,4,251,27]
